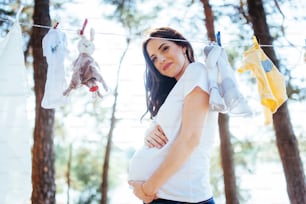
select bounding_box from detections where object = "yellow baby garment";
[238,36,287,124]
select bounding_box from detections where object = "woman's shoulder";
[183,62,207,79]
[188,61,206,69]
[180,61,209,96]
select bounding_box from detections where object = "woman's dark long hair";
[142,27,195,119]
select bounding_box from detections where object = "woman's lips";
[162,62,172,71]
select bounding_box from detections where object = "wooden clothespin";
[53,22,59,29]
[79,18,88,35]
[253,36,260,49]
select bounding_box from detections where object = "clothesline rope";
[1,17,306,48]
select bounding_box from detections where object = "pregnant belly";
[128,146,167,181]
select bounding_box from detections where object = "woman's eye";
[151,57,157,63]
[162,46,169,52]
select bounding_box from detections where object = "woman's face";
[146,38,189,80]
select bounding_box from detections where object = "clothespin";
[53,22,59,29]
[79,18,88,35]
[253,36,260,49]
[216,31,222,47]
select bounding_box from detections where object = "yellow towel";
[238,36,287,124]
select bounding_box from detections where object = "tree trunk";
[218,114,239,204]
[247,1,306,203]
[201,1,239,203]
[66,144,72,204]
[31,0,56,203]
[100,110,115,204]
[202,0,215,41]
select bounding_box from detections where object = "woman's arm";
[142,86,210,195]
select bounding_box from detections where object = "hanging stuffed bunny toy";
[204,43,252,116]
[63,28,108,98]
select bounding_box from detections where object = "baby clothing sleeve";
[41,28,69,109]
[238,36,287,124]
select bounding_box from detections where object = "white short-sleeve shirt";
[128,62,218,202]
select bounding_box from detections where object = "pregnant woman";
[128,27,218,204]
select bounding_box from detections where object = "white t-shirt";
[128,62,218,202]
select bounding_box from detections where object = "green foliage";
[72,147,102,203]
[101,0,159,35]
[54,140,130,203]
[209,136,258,203]
[0,2,14,31]
[54,139,102,202]
[72,147,102,188]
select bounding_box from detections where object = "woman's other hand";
[128,180,156,203]
[144,125,168,148]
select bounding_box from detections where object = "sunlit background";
[1,0,305,203]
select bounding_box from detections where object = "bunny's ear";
[90,28,95,42]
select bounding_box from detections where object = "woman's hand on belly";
[144,125,168,148]
[128,180,157,203]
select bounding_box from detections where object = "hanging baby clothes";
[238,36,288,124]
[41,27,69,109]
[0,13,31,204]
[204,43,252,116]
